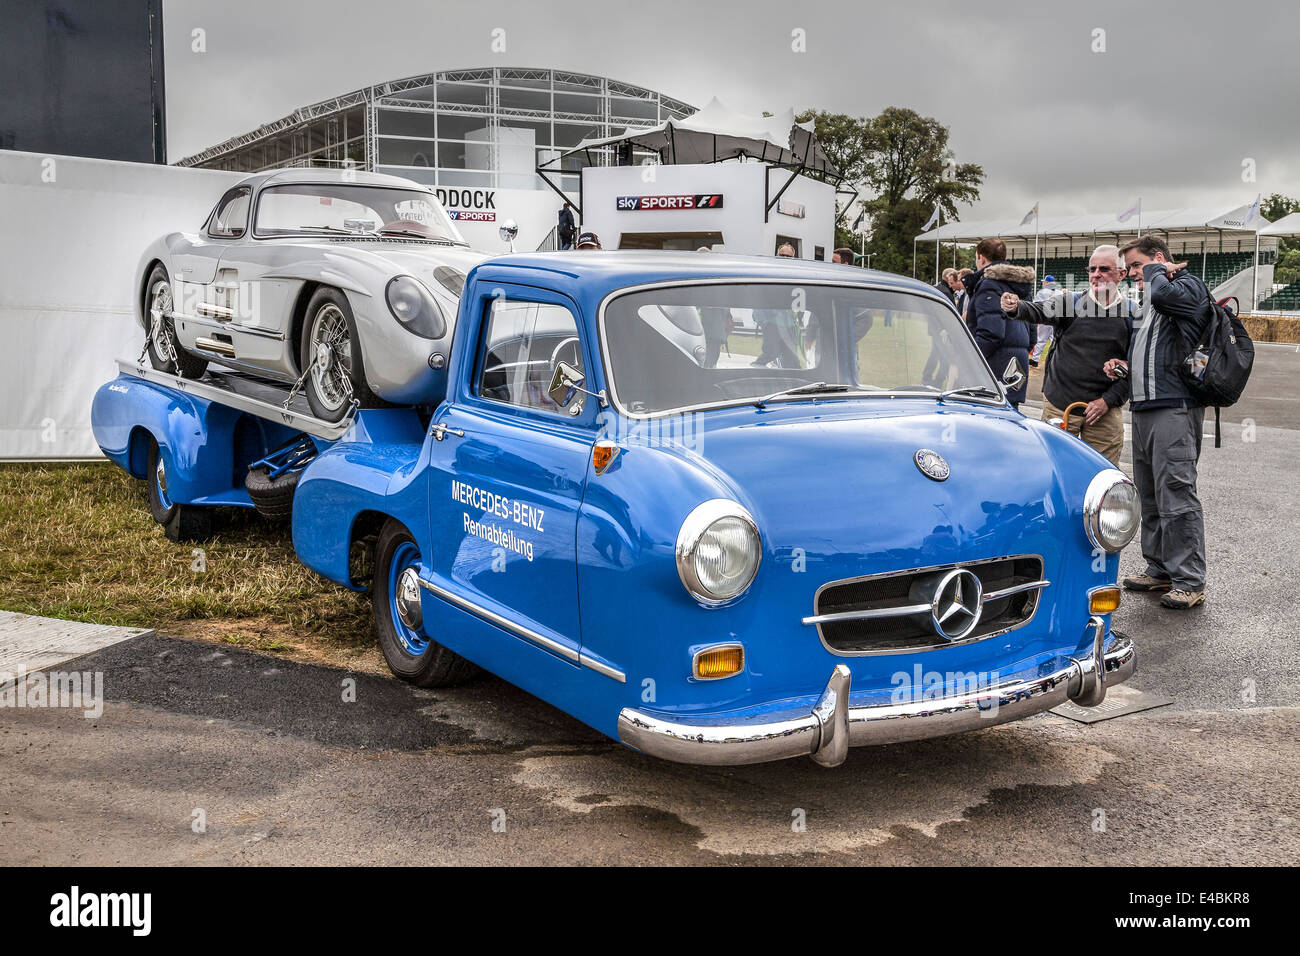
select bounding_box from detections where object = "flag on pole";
[921,203,941,232]
[1117,197,1141,223]
[852,207,866,231]
[1019,203,1039,227]
[1244,193,1261,225]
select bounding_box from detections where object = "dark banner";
[0,0,166,163]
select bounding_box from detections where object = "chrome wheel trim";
[154,454,172,509]
[308,303,352,412]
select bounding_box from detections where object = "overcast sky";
[162,0,1300,221]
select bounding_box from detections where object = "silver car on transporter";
[135,169,489,420]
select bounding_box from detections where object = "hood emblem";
[914,448,950,481]
[930,568,983,641]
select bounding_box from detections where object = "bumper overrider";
[617,617,1134,767]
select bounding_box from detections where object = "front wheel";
[300,288,376,422]
[144,265,209,379]
[372,520,479,687]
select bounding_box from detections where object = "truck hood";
[663,401,1090,577]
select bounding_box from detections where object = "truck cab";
[284,251,1139,766]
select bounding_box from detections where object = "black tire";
[299,287,377,422]
[372,520,479,687]
[146,440,211,542]
[245,465,300,521]
[144,265,209,379]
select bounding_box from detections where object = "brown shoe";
[1122,572,1173,592]
[1160,589,1206,609]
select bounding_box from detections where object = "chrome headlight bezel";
[675,499,762,605]
[1083,468,1140,553]
[385,275,447,339]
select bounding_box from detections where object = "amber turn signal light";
[693,644,744,680]
[592,441,620,475]
[1089,587,1121,614]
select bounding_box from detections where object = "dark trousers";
[1131,405,1206,590]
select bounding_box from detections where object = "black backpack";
[1178,291,1255,447]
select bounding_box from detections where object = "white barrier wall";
[0,152,243,459]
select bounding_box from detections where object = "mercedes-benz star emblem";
[914,448,950,481]
[930,568,983,641]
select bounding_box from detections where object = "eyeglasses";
[1087,265,1117,273]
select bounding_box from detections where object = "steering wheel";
[550,336,581,371]
[378,218,438,238]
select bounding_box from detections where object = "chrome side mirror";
[499,218,519,251]
[1002,358,1025,391]
[548,361,584,407]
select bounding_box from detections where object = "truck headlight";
[386,276,446,339]
[1083,468,1140,553]
[676,500,761,604]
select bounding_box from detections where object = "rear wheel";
[146,440,210,542]
[300,288,376,422]
[372,520,479,687]
[144,265,208,379]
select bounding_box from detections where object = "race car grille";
[808,556,1047,654]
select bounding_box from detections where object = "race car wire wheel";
[145,265,208,379]
[308,302,353,414]
[149,279,175,361]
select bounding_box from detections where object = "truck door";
[425,284,597,666]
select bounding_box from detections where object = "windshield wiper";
[752,382,851,408]
[939,385,1002,404]
[297,224,369,235]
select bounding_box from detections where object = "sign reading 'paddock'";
[616,194,724,211]
[436,188,497,221]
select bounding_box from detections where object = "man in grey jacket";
[1105,235,1213,610]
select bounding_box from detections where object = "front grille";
[810,556,1046,654]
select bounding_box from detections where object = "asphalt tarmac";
[2,348,1297,866]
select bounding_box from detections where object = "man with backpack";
[1105,235,1224,609]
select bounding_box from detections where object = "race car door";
[425,284,597,666]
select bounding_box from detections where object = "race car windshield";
[601,283,1000,417]
[253,184,466,243]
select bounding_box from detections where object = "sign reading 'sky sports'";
[616,194,724,211]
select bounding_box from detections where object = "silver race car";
[136,169,488,420]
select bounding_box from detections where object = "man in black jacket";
[999,244,1133,464]
[962,238,1036,407]
[934,268,958,305]
[1104,235,1214,610]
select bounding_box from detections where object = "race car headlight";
[1083,468,1140,553]
[676,500,762,604]
[385,275,446,339]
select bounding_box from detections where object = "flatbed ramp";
[0,610,151,680]
[116,357,354,440]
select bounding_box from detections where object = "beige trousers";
[1041,396,1124,466]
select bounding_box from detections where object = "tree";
[798,107,982,274]
[1261,193,1300,283]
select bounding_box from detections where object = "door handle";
[430,423,465,442]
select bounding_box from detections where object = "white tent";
[1259,212,1300,236]
[915,199,1270,247]
[538,97,839,177]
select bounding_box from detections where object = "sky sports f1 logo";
[616,194,724,211]
[50,886,151,936]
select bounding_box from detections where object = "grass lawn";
[0,462,382,672]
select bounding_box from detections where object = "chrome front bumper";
[617,617,1134,767]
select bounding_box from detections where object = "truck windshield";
[600,282,1000,416]
[253,183,466,243]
